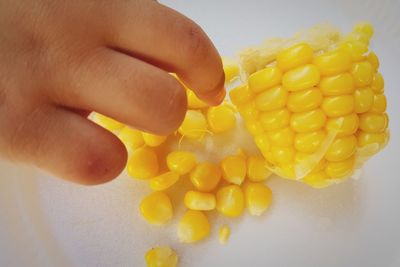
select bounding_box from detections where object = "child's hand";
[0,0,225,185]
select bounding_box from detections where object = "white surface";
[1,0,400,266]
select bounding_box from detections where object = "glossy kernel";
[237,101,259,120]
[216,185,245,217]
[149,171,180,191]
[260,109,291,131]
[282,64,320,92]
[178,110,208,139]
[254,134,271,158]
[118,127,144,150]
[357,131,388,147]
[371,94,387,113]
[221,155,247,185]
[145,247,178,267]
[351,61,374,87]
[187,90,208,109]
[184,191,216,211]
[321,95,354,117]
[326,113,359,137]
[207,104,236,133]
[314,50,352,76]
[290,109,326,133]
[128,147,159,179]
[190,162,221,192]
[245,120,264,136]
[244,183,272,216]
[294,130,326,153]
[249,67,282,93]
[178,210,210,243]
[255,86,288,111]
[354,88,374,113]
[142,133,167,147]
[247,156,272,182]
[302,171,331,189]
[229,84,253,105]
[320,73,354,96]
[325,135,357,162]
[340,41,368,62]
[276,43,314,71]
[287,87,323,112]
[267,127,295,147]
[353,22,374,39]
[370,73,384,93]
[223,57,240,82]
[325,156,355,179]
[271,146,295,164]
[166,151,196,175]
[367,52,380,70]
[140,192,173,225]
[359,113,388,133]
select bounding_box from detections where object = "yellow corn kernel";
[325,156,355,179]
[287,87,323,113]
[254,134,271,158]
[276,43,314,71]
[325,135,357,162]
[343,32,370,44]
[207,104,236,133]
[187,90,208,109]
[248,67,282,93]
[302,171,332,189]
[351,61,374,87]
[295,153,327,173]
[244,182,272,216]
[320,73,354,96]
[142,133,167,147]
[221,155,247,185]
[145,246,178,267]
[140,192,173,225]
[149,171,180,191]
[314,50,352,76]
[218,225,231,245]
[190,162,221,192]
[178,110,208,139]
[118,127,144,150]
[290,109,326,133]
[95,113,124,131]
[367,52,380,70]
[237,101,259,120]
[321,95,354,117]
[339,41,368,61]
[178,210,210,243]
[353,22,374,39]
[357,131,388,147]
[267,127,295,147]
[271,146,295,164]
[294,130,326,153]
[260,109,290,131]
[229,84,253,106]
[245,120,264,136]
[255,85,288,111]
[166,151,196,175]
[359,113,388,133]
[354,88,374,113]
[247,156,272,182]
[326,113,359,137]
[371,94,387,113]
[370,73,384,93]
[128,147,159,179]
[183,190,216,211]
[223,57,240,82]
[282,64,320,92]
[216,185,245,217]
[276,164,296,179]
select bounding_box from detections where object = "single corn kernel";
[371,94,387,113]
[260,109,291,131]
[314,50,352,76]
[247,156,272,182]
[229,84,253,106]
[351,61,374,87]
[245,120,264,136]
[294,130,326,153]
[142,133,167,147]
[339,41,368,61]
[255,85,288,111]
[140,192,173,225]
[276,164,296,179]
[149,171,180,191]
[295,153,327,173]
[326,113,359,137]
[287,87,323,113]
[207,104,236,133]
[359,113,388,133]
[248,67,282,93]
[128,147,159,179]
[276,43,314,71]
[244,182,272,216]
[302,171,332,189]
[221,155,247,185]
[320,73,354,96]
[178,110,208,139]
[282,64,320,92]
[353,22,374,39]
[354,87,374,113]
[343,32,370,44]
[178,210,210,243]
[218,225,231,245]
[370,73,384,93]
[223,57,240,82]
[367,52,380,70]
[145,246,178,267]
[95,113,124,131]
[187,90,208,109]
[183,190,216,211]
[290,109,326,133]
[357,131,388,147]
[325,156,355,179]
[190,162,221,192]
[166,151,196,175]
[237,101,259,120]
[325,135,357,162]
[254,134,271,158]
[267,127,295,147]
[118,127,144,150]
[216,185,245,217]
[271,146,295,164]
[321,95,354,117]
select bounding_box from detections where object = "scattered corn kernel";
[149,171,180,191]
[247,156,272,182]
[142,133,167,147]
[128,147,159,179]
[140,192,173,225]
[184,190,216,211]
[207,104,236,133]
[216,185,245,217]
[166,151,196,175]
[118,127,144,150]
[178,210,210,243]
[178,110,208,139]
[244,182,272,216]
[277,43,314,71]
[145,246,178,267]
[221,155,247,185]
[190,162,221,192]
[282,64,320,92]
[218,225,231,245]
[249,67,282,93]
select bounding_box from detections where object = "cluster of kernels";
[145,246,178,267]
[231,23,389,187]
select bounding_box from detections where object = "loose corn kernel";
[128,147,159,179]
[254,134,271,158]
[290,109,326,133]
[221,155,247,185]
[325,135,357,162]
[267,127,295,147]
[247,156,272,182]
[370,73,384,93]
[140,192,173,225]
[142,133,167,147]
[326,114,359,137]
[187,90,208,109]
[118,127,144,150]
[326,156,355,179]
[223,57,240,82]
[178,110,208,139]
[357,131,388,147]
[255,85,288,111]
[302,171,332,188]
[178,210,210,243]
[229,84,253,106]
[244,182,272,216]
[260,109,290,131]
[145,246,178,267]
[314,50,352,76]
[359,113,388,133]
[321,95,354,117]
[218,225,231,245]
[190,162,221,192]
[320,73,354,96]
[351,61,374,87]
[287,87,323,113]
[339,41,368,62]
[95,113,124,131]
[277,43,314,71]
[216,185,245,217]
[183,190,216,211]
[371,94,387,113]
[271,146,295,164]
[354,88,374,113]
[207,104,236,133]
[249,67,282,93]
[294,130,326,153]
[245,120,264,136]
[149,171,180,191]
[237,101,259,120]
[282,64,320,92]
[367,52,380,70]
[166,151,196,175]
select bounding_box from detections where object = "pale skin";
[0,0,225,185]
